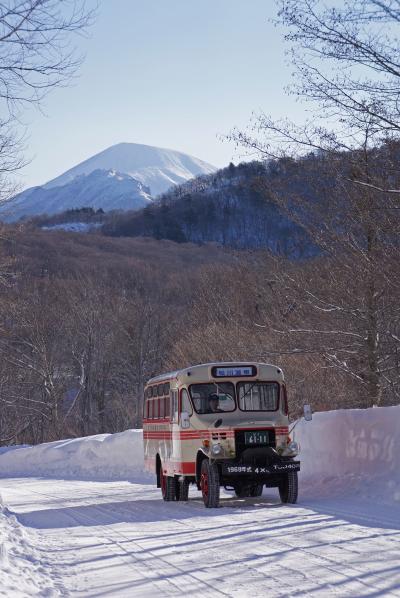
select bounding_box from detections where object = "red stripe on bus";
[144,429,286,438]
[144,458,196,476]
[143,431,234,438]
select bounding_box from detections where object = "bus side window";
[159,396,165,419]
[181,389,192,415]
[154,397,159,419]
[171,390,179,423]
[165,394,170,418]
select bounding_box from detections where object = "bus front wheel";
[200,459,220,508]
[161,468,175,501]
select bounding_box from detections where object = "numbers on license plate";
[245,431,269,445]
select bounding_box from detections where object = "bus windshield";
[189,383,236,414]
[237,382,279,411]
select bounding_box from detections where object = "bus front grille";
[234,428,276,459]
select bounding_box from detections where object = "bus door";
[170,388,180,462]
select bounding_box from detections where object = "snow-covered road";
[1,477,400,597]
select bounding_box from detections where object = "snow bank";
[0,406,399,505]
[0,429,146,481]
[295,404,400,505]
[0,497,58,596]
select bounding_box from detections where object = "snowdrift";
[295,404,400,504]
[0,430,146,481]
[0,498,57,596]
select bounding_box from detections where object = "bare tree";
[232,0,400,159]
[278,0,400,140]
[0,0,95,201]
[0,277,71,443]
[0,1,94,106]
[229,0,400,408]
[0,3,96,440]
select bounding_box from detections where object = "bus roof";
[146,362,284,386]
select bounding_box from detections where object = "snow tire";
[161,468,176,501]
[279,471,298,504]
[176,477,190,501]
[200,459,220,508]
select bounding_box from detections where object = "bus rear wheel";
[278,471,298,504]
[175,477,190,501]
[200,459,220,508]
[161,468,175,501]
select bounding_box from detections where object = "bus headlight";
[287,441,299,455]
[211,443,222,456]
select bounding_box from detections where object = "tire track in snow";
[63,492,400,598]
[3,480,400,597]
[13,484,231,597]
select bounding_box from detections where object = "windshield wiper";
[239,381,258,401]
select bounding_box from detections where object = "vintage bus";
[143,362,305,508]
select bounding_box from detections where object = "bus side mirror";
[303,404,312,421]
[180,411,190,429]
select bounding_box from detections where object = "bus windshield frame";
[188,380,281,415]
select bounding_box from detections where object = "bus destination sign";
[212,365,256,378]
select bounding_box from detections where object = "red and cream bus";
[143,362,305,508]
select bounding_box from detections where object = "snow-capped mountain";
[1,169,152,221]
[0,143,216,221]
[45,142,216,196]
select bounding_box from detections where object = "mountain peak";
[1,143,216,221]
[44,142,216,196]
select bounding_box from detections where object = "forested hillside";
[101,160,313,257]
[0,213,398,446]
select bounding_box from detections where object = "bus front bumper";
[221,461,300,476]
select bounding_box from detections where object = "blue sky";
[19,0,300,189]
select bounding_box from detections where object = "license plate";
[244,431,269,445]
